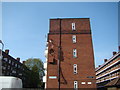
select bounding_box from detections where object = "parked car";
[0,76,22,89]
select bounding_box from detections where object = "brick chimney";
[16,57,20,61]
[118,46,120,52]
[104,59,107,62]
[113,51,117,55]
[23,61,25,64]
[5,49,9,54]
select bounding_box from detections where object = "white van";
[0,76,22,89]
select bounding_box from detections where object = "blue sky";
[2,2,118,67]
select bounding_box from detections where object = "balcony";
[96,68,120,79]
[96,75,119,83]
[96,60,120,75]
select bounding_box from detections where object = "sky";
[2,2,118,67]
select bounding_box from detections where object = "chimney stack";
[23,61,25,64]
[118,46,120,52]
[113,51,117,56]
[16,57,20,61]
[5,49,9,54]
[104,59,107,62]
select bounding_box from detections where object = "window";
[3,58,8,62]
[87,76,94,78]
[8,65,10,69]
[15,64,17,67]
[2,66,6,70]
[72,23,76,30]
[73,49,77,58]
[9,60,11,64]
[72,35,76,43]
[81,82,86,84]
[12,70,16,74]
[73,64,77,74]
[74,81,78,89]
[12,62,14,66]
[88,82,92,84]
[19,73,22,76]
[11,67,13,71]
[18,65,20,68]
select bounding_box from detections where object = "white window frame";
[72,23,76,30]
[72,35,76,43]
[73,64,77,74]
[88,82,92,84]
[74,81,78,89]
[4,58,8,62]
[81,82,86,84]
[9,60,11,63]
[73,49,77,58]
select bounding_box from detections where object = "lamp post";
[0,40,4,76]
[0,40,4,52]
[58,19,61,90]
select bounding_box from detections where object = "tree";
[24,58,44,88]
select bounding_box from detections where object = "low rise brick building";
[0,49,31,88]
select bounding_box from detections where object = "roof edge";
[50,18,90,20]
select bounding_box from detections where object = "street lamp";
[0,40,4,52]
[58,19,61,90]
[0,40,4,76]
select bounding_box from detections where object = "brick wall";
[46,18,96,88]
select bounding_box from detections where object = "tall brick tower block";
[45,18,96,89]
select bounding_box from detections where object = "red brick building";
[44,18,96,89]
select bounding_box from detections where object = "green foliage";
[24,58,44,88]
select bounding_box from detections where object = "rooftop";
[50,18,90,20]
[96,52,120,71]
